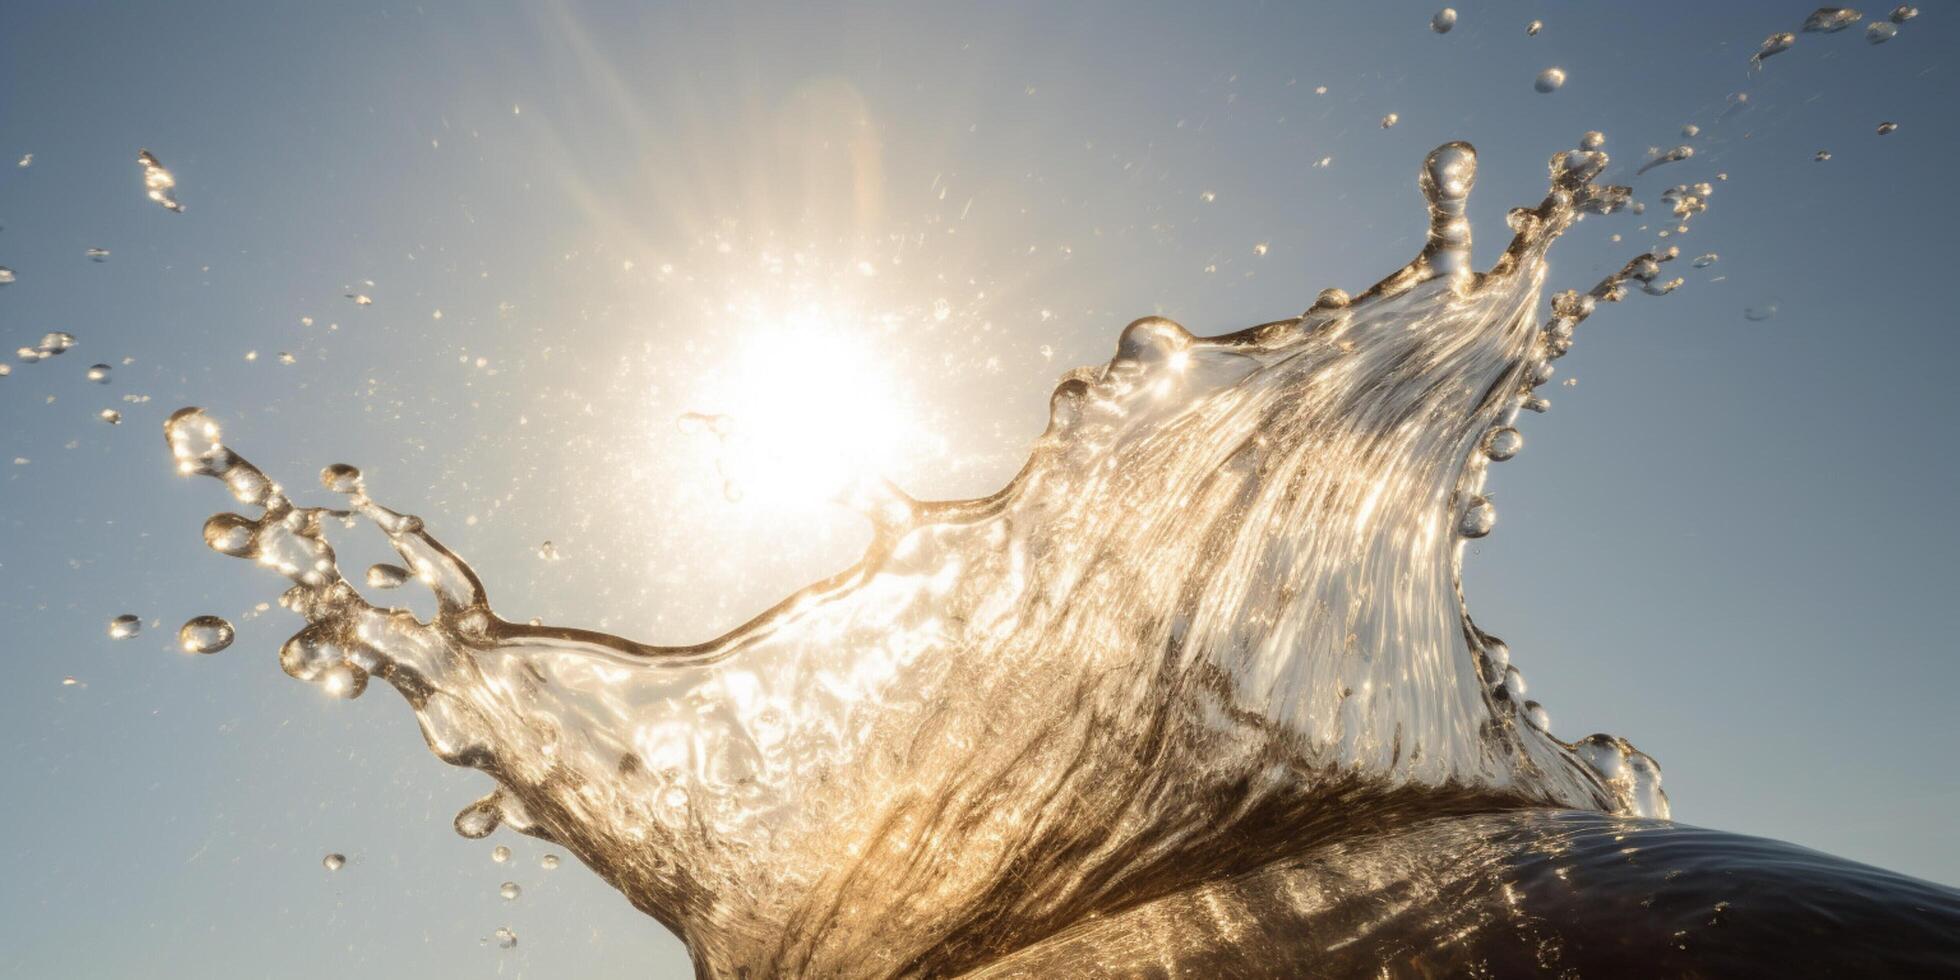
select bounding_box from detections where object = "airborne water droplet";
[1752,32,1796,65]
[1534,67,1567,93]
[1526,19,1542,36]
[0,267,15,285]
[86,363,112,383]
[108,614,142,639]
[492,845,512,864]
[537,540,560,561]
[1459,497,1497,538]
[137,149,183,213]
[1867,21,1898,43]
[1876,121,1899,135]
[1430,7,1456,34]
[178,615,235,654]
[86,247,110,262]
[1891,4,1918,22]
[1802,7,1862,33]
[1380,113,1399,129]
[98,409,121,425]
[1693,253,1720,268]
[202,513,256,557]
[1815,149,1833,162]
[500,881,521,901]
[322,853,346,871]
[493,927,518,949]
[1745,302,1779,322]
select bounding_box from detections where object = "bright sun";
[686,303,916,510]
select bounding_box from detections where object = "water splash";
[164,139,1679,976]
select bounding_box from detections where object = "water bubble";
[86,363,112,383]
[366,563,410,589]
[1802,7,1862,33]
[322,853,346,871]
[1693,253,1719,268]
[1814,149,1832,162]
[1752,32,1796,65]
[1533,67,1567,93]
[108,614,142,639]
[493,927,518,949]
[1484,427,1524,461]
[178,615,235,654]
[86,247,110,262]
[540,854,561,870]
[500,882,521,901]
[1866,21,1898,43]
[1380,113,1399,129]
[137,149,183,213]
[319,463,362,493]
[1526,19,1542,36]
[1430,8,1456,34]
[1891,4,1918,22]
[1876,121,1899,135]
[98,409,122,425]
[1458,496,1496,538]
[492,845,512,864]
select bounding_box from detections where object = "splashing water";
[162,138,1703,976]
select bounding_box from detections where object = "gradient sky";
[2,2,1956,977]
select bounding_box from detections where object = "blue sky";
[2,2,1955,976]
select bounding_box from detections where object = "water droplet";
[320,664,368,699]
[349,294,373,307]
[1579,131,1605,151]
[1198,190,1216,203]
[540,854,561,870]
[86,247,110,262]
[1877,121,1899,135]
[1693,253,1719,268]
[178,615,235,654]
[1815,149,1832,162]
[1752,32,1796,65]
[1867,20,1898,42]
[39,332,76,355]
[1502,665,1529,699]
[1526,19,1542,36]
[1745,302,1779,322]
[278,352,296,365]
[202,513,257,557]
[108,614,142,639]
[1891,4,1918,22]
[1430,7,1456,33]
[137,149,183,213]
[493,927,518,949]
[1459,496,1496,538]
[86,363,111,383]
[323,853,346,871]
[98,409,122,425]
[1802,7,1861,33]
[1380,112,1399,129]
[1681,124,1700,138]
[492,845,512,864]
[931,298,951,321]
[320,463,362,493]
[1524,701,1551,730]
[62,676,82,688]
[1311,287,1351,310]
[0,267,14,285]
[1533,67,1567,93]
[1252,242,1270,257]
[1484,427,1524,461]
[500,881,521,901]
[16,154,29,168]
[538,540,560,561]
[366,563,410,589]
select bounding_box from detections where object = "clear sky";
[2,2,1955,977]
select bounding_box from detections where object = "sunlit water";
[157,126,1960,973]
